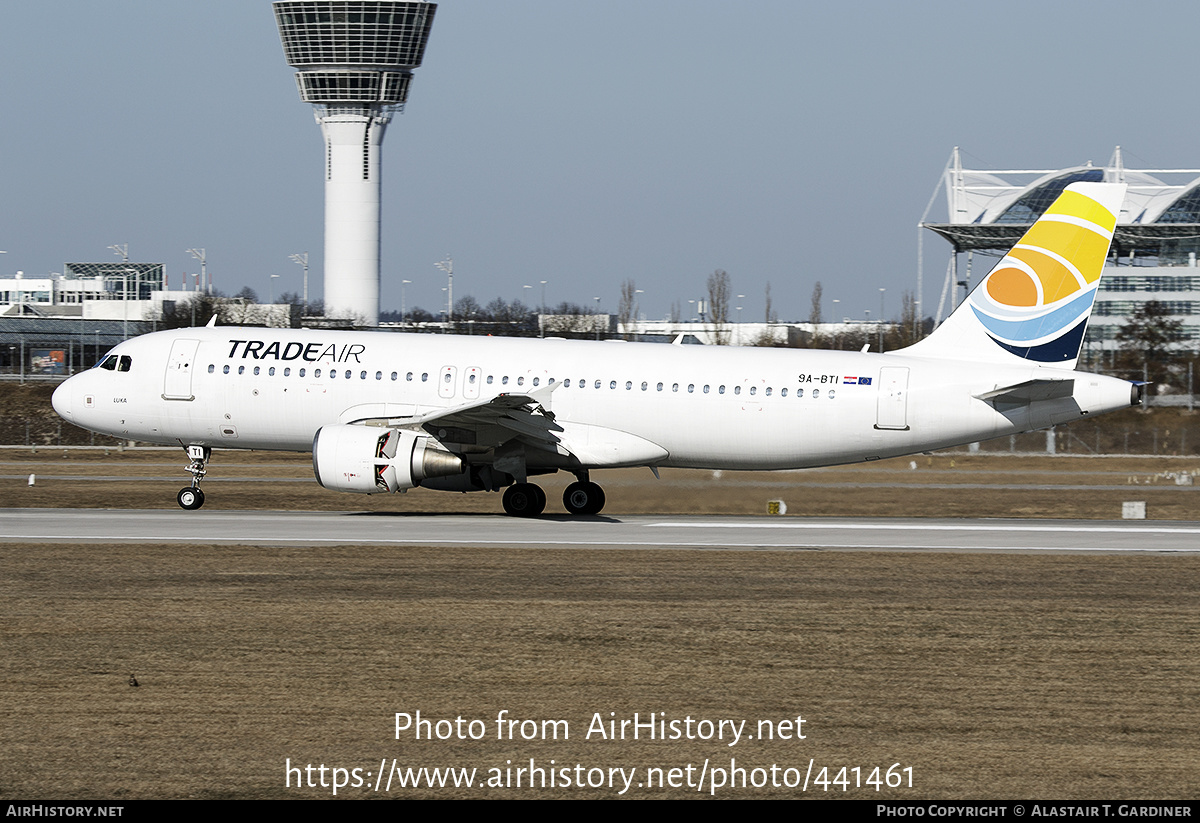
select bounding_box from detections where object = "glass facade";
[296,70,411,103]
[994,169,1104,224]
[1157,186,1200,224]
[274,1,436,68]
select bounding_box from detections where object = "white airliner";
[53,183,1140,516]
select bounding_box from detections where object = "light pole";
[400,280,411,325]
[878,287,886,352]
[435,256,453,324]
[119,270,133,341]
[540,280,548,338]
[593,296,601,339]
[289,253,309,314]
[270,274,280,305]
[187,249,208,295]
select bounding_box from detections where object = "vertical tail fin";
[903,182,1126,369]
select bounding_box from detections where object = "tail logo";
[969,188,1118,362]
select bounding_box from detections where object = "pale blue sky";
[2,1,1198,323]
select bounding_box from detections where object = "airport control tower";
[274,1,436,326]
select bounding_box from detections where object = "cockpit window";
[97,354,133,372]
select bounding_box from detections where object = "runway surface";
[2,509,1198,552]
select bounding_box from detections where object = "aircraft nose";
[52,378,74,421]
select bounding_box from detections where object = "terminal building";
[922,148,1200,358]
[0,263,177,321]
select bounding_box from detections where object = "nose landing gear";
[178,445,210,510]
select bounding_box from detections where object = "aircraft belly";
[561,390,881,471]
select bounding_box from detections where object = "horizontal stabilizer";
[975,379,1075,405]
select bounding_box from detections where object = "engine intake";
[312,424,464,494]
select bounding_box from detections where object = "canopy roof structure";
[922,147,1200,255]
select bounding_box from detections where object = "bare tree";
[706,269,731,345]
[892,290,922,349]
[1116,300,1186,392]
[753,281,779,346]
[808,281,823,348]
[618,279,639,340]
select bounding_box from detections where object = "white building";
[0,264,292,328]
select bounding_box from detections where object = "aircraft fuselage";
[53,326,1134,472]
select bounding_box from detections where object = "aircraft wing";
[346,390,565,452]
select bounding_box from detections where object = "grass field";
[2,449,1199,799]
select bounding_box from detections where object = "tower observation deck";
[274,1,437,326]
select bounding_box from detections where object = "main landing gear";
[500,477,607,517]
[563,480,605,515]
[178,445,210,510]
[502,483,546,517]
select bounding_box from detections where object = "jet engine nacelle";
[312,424,464,494]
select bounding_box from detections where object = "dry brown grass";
[3,449,1200,799]
[1,543,1198,799]
[5,448,1199,519]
